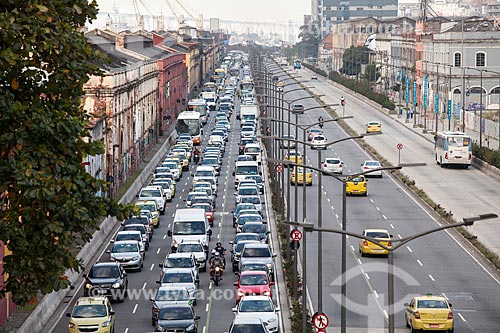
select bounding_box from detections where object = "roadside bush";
[473,143,500,169]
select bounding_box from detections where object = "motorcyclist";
[193,148,200,163]
[214,242,227,265]
[318,116,324,128]
[209,251,224,279]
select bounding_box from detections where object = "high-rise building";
[313,0,399,37]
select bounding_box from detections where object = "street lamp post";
[285,208,495,333]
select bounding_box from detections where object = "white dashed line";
[406,246,413,253]
[124,328,129,333]
[132,304,138,314]
[376,206,380,211]
[429,274,436,281]
[157,248,161,255]
[417,260,423,266]
[163,234,167,239]
[373,290,379,298]
[389,224,395,229]
[382,214,387,220]
[176,203,179,208]
[365,273,370,280]
[357,258,362,265]
[397,234,402,239]
[457,313,467,322]
[203,326,207,333]
[350,245,355,251]
[335,214,339,219]
[369,199,374,203]
[206,304,209,312]
[142,282,147,290]
[383,310,389,319]
[150,263,155,271]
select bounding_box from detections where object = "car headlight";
[266,263,273,269]
[186,323,195,331]
[85,283,93,290]
[237,291,245,297]
[157,327,166,332]
[264,291,271,296]
[68,322,75,328]
[101,320,111,327]
[112,282,121,289]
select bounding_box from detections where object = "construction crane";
[174,0,202,29]
[419,0,438,21]
[165,0,186,26]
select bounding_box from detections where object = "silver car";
[107,240,143,271]
[239,243,276,278]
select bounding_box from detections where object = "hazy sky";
[96,0,310,24]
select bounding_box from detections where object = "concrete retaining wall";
[17,131,176,333]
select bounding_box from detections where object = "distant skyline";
[96,0,310,24]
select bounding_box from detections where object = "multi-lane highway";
[47,75,283,333]
[268,63,500,332]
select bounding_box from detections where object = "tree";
[364,63,380,82]
[0,1,134,305]
[341,46,372,76]
[297,24,319,60]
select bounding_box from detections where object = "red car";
[192,203,214,226]
[233,270,274,304]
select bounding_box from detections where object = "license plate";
[429,324,440,328]
[454,156,462,159]
[373,250,384,253]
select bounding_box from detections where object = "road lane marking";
[382,214,387,220]
[357,258,362,265]
[376,206,380,211]
[132,303,138,314]
[429,274,435,281]
[163,234,167,239]
[458,313,467,322]
[417,260,423,266]
[124,329,129,333]
[142,282,147,289]
[365,273,370,280]
[370,199,374,203]
[383,310,389,319]
[389,224,395,229]
[206,304,209,312]
[350,245,355,251]
[406,246,413,253]
[157,248,161,255]
[397,234,402,239]
[373,290,379,298]
[202,326,206,333]
[150,263,155,271]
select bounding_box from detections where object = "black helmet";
[216,242,222,247]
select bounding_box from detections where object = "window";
[476,52,486,67]
[454,52,461,67]
[357,7,363,10]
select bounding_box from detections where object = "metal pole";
[461,19,466,133]
[436,64,440,133]
[388,250,395,333]
[341,177,347,333]
[480,69,483,147]
[302,126,308,333]
[317,147,323,313]
[448,65,452,131]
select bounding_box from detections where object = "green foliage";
[364,63,380,82]
[472,143,500,168]
[341,46,372,76]
[329,72,395,110]
[297,24,319,60]
[0,0,134,305]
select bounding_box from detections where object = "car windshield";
[112,243,138,253]
[137,203,157,211]
[239,300,273,312]
[236,204,256,213]
[173,221,206,235]
[243,224,266,233]
[242,247,271,257]
[365,161,381,167]
[191,197,211,206]
[368,122,379,126]
[91,266,119,278]
[187,193,207,201]
[239,274,268,285]
[158,307,193,320]
[235,234,260,243]
[230,324,266,333]
[236,165,258,175]
[115,233,141,242]
[178,243,204,253]
[162,163,178,169]
[241,264,267,272]
[238,187,258,196]
[156,289,189,301]
[203,158,218,165]
[417,300,448,308]
[246,175,262,184]
[195,170,215,177]
[165,257,194,268]
[349,176,365,182]
[365,231,390,239]
[162,273,193,283]
[239,216,262,224]
[140,189,162,197]
[240,197,260,205]
[124,217,149,225]
[325,159,341,164]
[72,304,107,318]
[192,204,211,212]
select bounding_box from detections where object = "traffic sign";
[275,164,283,173]
[312,312,329,329]
[397,143,403,150]
[290,229,303,241]
[340,96,346,106]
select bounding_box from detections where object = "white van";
[244,143,262,164]
[233,161,260,188]
[167,208,211,253]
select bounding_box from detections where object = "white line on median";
[373,290,379,298]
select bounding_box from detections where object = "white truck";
[239,105,258,122]
[201,91,217,111]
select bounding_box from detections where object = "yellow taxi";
[169,152,189,170]
[284,150,303,167]
[359,229,392,256]
[136,200,160,227]
[404,294,454,332]
[276,80,285,92]
[163,157,183,177]
[345,175,367,196]
[366,121,382,133]
[291,166,313,186]
[67,297,115,333]
[158,177,176,197]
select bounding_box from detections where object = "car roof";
[75,296,109,306]
[243,242,269,249]
[92,262,120,268]
[240,270,268,276]
[167,252,195,258]
[162,268,194,274]
[232,317,264,325]
[239,295,272,301]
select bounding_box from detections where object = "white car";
[311,135,327,150]
[323,158,343,174]
[311,74,318,80]
[361,160,383,177]
[232,296,280,333]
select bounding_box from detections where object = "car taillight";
[363,183,367,187]
[324,163,328,167]
[414,311,420,319]
[448,311,453,319]
[339,162,343,167]
[362,240,368,246]
[468,153,472,160]
[387,241,392,247]
[445,152,448,159]
[363,167,369,169]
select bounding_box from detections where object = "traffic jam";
[64,51,281,333]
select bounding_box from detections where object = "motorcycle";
[210,261,224,286]
[193,154,200,164]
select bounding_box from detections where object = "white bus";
[188,99,208,124]
[176,111,202,146]
[434,131,472,168]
